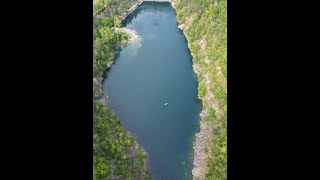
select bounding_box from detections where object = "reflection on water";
[122,38,142,58]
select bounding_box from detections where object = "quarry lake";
[103,2,201,179]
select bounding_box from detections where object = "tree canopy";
[93,0,149,179]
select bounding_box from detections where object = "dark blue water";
[103,2,201,179]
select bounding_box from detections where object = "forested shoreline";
[93,0,227,179]
[93,0,149,179]
[172,0,227,179]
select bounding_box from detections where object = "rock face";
[178,24,185,30]
[192,122,212,180]
[121,0,171,21]
[122,27,140,40]
[107,61,114,68]
[121,1,210,179]
[97,1,214,179]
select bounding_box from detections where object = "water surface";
[103,2,201,179]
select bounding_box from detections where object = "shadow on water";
[102,46,123,82]
[122,2,171,26]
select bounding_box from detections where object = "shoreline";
[93,1,150,176]
[93,76,150,176]
[102,1,209,179]
[120,0,171,22]
[118,27,140,42]
[119,1,209,179]
[93,78,149,175]
[171,2,211,180]
[104,27,141,69]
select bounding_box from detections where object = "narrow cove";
[103,2,201,179]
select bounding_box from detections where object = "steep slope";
[171,0,227,179]
[93,0,149,179]
[93,0,227,179]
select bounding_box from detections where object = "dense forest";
[93,0,149,179]
[172,0,227,179]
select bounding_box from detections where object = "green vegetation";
[93,93,149,179]
[93,0,149,179]
[93,0,226,179]
[172,0,227,179]
[93,0,138,16]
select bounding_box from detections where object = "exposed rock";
[192,122,213,180]
[93,78,99,85]
[98,97,107,106]
[121,0,171,21]
[178,24,185,30]
[107,61,114,68]
[122,27,140,40]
